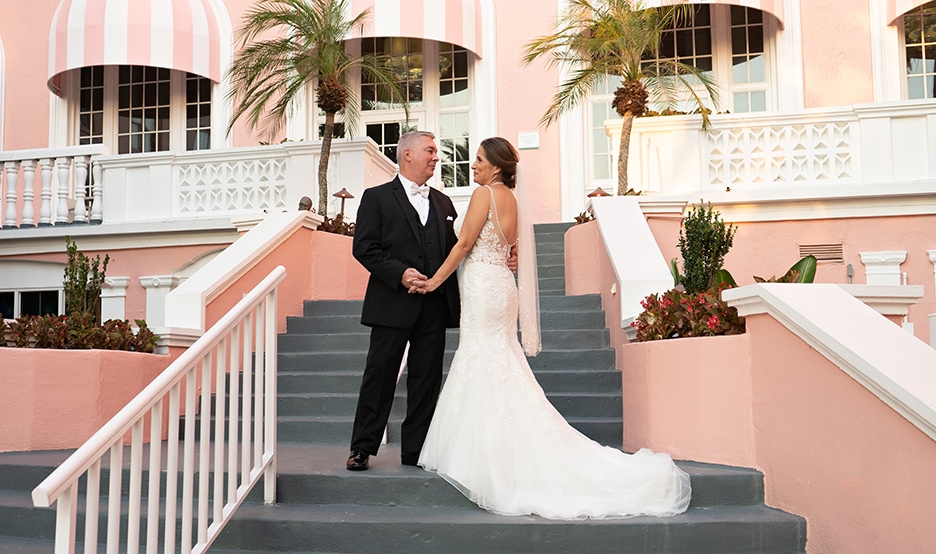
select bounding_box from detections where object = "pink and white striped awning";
[48,0,221,96]
[346,0,484,58]
[641,0,785,28]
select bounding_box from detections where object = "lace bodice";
[463,211,511,268]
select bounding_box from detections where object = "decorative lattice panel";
[177,158,289,214]
[707,122,853,187]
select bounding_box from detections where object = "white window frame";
[895,1,936,101]
[67,66,213,154]
[308,38,477,197]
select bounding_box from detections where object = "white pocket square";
[446,216,454,221]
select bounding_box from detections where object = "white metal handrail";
[32,265,285,554]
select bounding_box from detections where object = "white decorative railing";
[95,137,396,225]
[31,266,285,554]
[606,99,936,195]
[0,145,106,229]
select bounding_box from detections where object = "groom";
[346,131,461,470]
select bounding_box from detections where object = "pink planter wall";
[619,334,756,467]
[618,318,936,553]
[0,348,169,452]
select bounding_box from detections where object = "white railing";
[606,99,936,196]
[31,265,285,554]
[0,145,106,229]
[95,137,396,225]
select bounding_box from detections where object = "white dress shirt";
[399,174,430,225]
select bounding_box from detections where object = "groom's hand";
[402,268,428,293]
[507,245,518,273]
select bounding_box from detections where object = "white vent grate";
[799,244,844,263]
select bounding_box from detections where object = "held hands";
[407,275,439,295]
[402,268,428,294]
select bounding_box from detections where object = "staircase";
[0,222,807,553]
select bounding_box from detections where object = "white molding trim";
[776,0,804,110]
[837,284,924,316]
[723,283,936,442]
[208,0,234,149]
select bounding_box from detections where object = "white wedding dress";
[418,193,691,520]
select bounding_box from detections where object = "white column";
[859,251,907,286]
[101,277,131,322]
[140,275,180,329]
[3,161,19,228]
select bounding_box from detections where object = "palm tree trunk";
[318,111,336,216]
[616,112,635,196]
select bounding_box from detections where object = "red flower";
[707,315,720,329]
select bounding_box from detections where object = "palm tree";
[522,0,719,196]
[227,0,404,216]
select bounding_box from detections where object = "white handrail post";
[21,159,37,227]
[53,483,78,554]
[105,443,123,554]
[264,289,278,505]
[3,161,19,228]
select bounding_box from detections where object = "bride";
[409,137,690,520]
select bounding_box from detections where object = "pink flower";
[707,315,720,329]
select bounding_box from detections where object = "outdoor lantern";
[333,188,354,217]
[587,187,611,198]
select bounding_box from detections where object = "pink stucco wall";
[619,317,936,553]
[492,0,563,224]
[0,243,234,323]
[204,228,368,335]
[0,348,169,452]
[799,0,875,107]
[619,334,756,467]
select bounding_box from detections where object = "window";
[588,6,775,183]
[322,39,474,190]
[76,65,213,153]
[903,1,936,99]
[0,289,61,318]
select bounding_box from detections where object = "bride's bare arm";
[413,186,492,294]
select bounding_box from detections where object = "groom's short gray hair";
[396,131,436,164]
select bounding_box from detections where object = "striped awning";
[346,0,484,58]
[48,0,221,96]
[887,0,931,24]
[641,0,785,28]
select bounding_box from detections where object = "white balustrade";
[32,266,284,554]
[606,99,936,196]
[0,145,105,230]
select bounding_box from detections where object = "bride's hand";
[409,276,440,294]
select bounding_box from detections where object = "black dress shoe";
[401,451,420,466]
[346,449,369,471]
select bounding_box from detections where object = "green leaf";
[714,269,736,288]
[784,255,817,283]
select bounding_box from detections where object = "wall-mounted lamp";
[587,187,611,198]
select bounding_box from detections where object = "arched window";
[902,1,936,99]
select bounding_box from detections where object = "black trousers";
[350,291,449,456]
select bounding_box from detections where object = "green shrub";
[677,203,737,294]
[64,236,110,323]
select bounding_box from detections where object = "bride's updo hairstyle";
[481,137,520,189]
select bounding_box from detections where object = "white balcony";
[0,138,396,234]
[607,99,936,217]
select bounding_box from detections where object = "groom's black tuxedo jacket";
[353,176,460,329]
